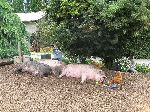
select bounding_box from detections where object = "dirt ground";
[0,64,150,112]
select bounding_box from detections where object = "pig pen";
[0,64,150,112]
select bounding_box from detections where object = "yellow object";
[147,67,150,71]
[40,47,53,53]
[96,81,99,85]
[92,61,103,69]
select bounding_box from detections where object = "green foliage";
[135,64,150,73]
[39,0,150,68]
[84,58,93,64]
[10,0,24,12]
[38,20,72,50]
[28,0,44,12]
[7,0,50,13]
[0,0,29,58]
[0,0,12,11]
[62,54,78,64]
[114,57,131,72]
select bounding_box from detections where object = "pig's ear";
[98,70,103,74]
[99,70,102,72]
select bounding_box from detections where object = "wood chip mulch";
[0,64,150,112]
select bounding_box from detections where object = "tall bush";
[38,0,150,68]
[0,0,29,58]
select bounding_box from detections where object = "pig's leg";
[59,67,67,78]
[14,67,22,74]
[59,73,65,78]
[81,74,87,83]
[32,70,39,76]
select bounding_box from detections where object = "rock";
[127,67,138,73]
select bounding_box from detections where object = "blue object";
[103,83,118,89]
[109,83,118,89]
[52,48,62,61]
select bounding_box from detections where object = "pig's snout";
[97,70,107,83]
[100,76,107,83]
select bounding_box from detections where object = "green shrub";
[62,54,78,64]
[113,57,131,72]
[135,64,150,73]
[0,0,29,59]
[39,0,150,68]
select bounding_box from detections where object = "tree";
[0,0,29,58]
[11,0,24,12]
[27,0,41,12]
[39,0,150,68]
[7,0,50,13]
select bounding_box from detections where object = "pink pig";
[39,60,63,67]
[59,64,106,83]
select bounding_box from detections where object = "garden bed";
[0,64,150,112]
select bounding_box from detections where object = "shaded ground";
[0,64,150,112]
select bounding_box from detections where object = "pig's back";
[64,64,95,78]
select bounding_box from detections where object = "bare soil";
[0,64,150,112]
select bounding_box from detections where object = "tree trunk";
[18,41,23,63]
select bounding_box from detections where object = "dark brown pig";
[15,61,52,77]
[38,60,66,75]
